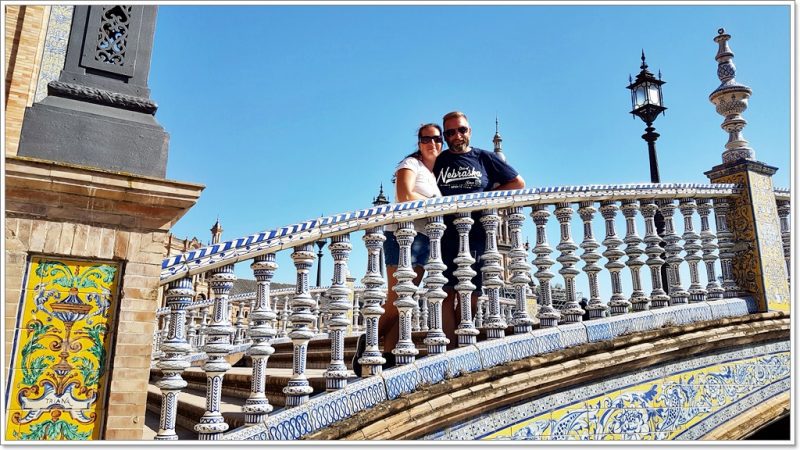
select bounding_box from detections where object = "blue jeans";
[383,230,429,268]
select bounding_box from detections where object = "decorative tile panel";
[532,327,563,354]
[306,388,353,432]
[381,363,421,400]
[476,338,511,369]
[414,355,449,386]
[6,257,120,440]
[445,346,482,379]
[423,340,789,441]
[504,333,537,361]
[584,320,614,343]
[344,375,387,411]
[557,323,588,348]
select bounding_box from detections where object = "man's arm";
[491,174,525,191]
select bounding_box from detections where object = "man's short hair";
[442,111,468,126]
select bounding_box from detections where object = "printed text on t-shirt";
[437,166,483,185]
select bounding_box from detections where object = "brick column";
[5,156,203,439]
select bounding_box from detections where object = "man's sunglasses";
[419,136,443,144]
[444,126,469,138]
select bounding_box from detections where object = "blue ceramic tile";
[345,375,387,412]
[414,355,449,386]
[445,346,482,378]
[306,387,354,431]
[532,327,563,353]
[557,322,588,348]
[381,363,421,400]
[476,338,511,369]
[505,333,537,361]
[584,320,613,343]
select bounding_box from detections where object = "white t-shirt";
[395,156,442,200]
[387,156,442,233]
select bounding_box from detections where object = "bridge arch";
[308,312,789,440]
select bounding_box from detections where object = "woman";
[353,123,442,375]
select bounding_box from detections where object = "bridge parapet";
[150,27,791,440]
[151,181,790,440]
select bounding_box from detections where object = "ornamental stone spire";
[708,28,755,163]
[372,183,390,206]
[493,116,506,162]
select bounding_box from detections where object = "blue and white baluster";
[283,244,317,407]
[412,291,421,332]
[641,200,670,308]
[578,201,606,319]
[195,264,236,440]
[352,293,362,334]
[531,205,561,327]
[622,200,648,311]
[244,254,278,425]
[659,199,689,305]
[453,213,480,346]
[360,226,387,376]
[712,198,740,297]
[155,277,193,440]
[278,296,290,338]
[419,288,429,332]
[777,200,790,284]
[507,207,534,333]
[393,222,420,365]
[423,216,450,355]
[600,201,629,316]
[474,296,485,328]
[185,309,198,352]
[159,314,169,356]
[680,199,707,302]
[233,298,246,345]
[313,293,322,335]
[555,203,583,323]
[697,199,725,301]
[481,208,507,339]
[324,234,353,390]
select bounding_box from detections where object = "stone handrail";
[160,183,744,284]
[152,181,791,440]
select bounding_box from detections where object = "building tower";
[211,218,224,244]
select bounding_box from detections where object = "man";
[434,111,525,348]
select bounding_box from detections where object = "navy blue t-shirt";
[434,147,519,196]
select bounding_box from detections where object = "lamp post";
[627,50,669,291]
[315,238,327,287]
[627,50,667,184]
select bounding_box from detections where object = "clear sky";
[150,3,792,286]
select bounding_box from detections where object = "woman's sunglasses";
[419,136,443,144]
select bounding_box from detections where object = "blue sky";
[150,3,792,285]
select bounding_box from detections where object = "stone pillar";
[705,28,789,313]
[5,158,202,440]
[17,6,168,177]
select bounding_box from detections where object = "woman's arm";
[395,168,428,202]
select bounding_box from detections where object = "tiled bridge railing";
[153,183,790,440]
[151,286,528,363]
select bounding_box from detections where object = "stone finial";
[493,115,506,162]
[372,183,390,206]
[709,28,755,163]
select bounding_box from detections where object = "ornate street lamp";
[627,50,667,183]
[628,51,669,293]
[315,238,327,287]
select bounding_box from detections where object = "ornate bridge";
[150,177,791,440]
[145,29,791,441]
[4,6,790,442]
